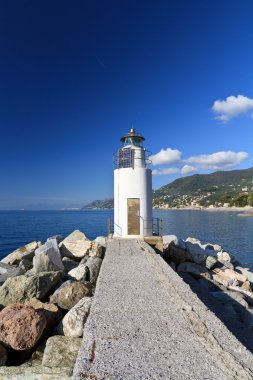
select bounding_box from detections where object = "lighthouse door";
[127,198,140,235]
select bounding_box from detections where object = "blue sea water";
[0,210,252,269]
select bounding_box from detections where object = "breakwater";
[0,230,106,379]
[0,231,253,379]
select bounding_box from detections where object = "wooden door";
[128,198,140,235]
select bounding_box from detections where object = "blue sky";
[0,0,253,209]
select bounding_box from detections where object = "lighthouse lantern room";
[114,128,153,238]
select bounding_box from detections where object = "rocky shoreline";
[155,205,253,213]
[1,230,253,378]
[162,235,253,342]
[0,230,106,379]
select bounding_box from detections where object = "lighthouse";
[114,128,153,238]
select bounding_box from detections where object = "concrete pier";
[73,239,253,380]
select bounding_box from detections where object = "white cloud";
[152,165,198,176]
[181,165,198,174]
[150,148,182,166]
[185,151,248,170]
[152,167,180,175]
[212,95,253,122]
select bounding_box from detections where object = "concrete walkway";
[73,239,253,380]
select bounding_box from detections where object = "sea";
[0,210,252,270]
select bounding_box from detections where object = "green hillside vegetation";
[153,167,253,208]
[82,199,114,210]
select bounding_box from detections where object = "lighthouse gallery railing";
[113,148,152,169]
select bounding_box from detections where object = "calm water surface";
[0,210,252,269]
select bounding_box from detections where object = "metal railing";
[113,148,152,169]
[107,216,163,237]
[152,217,163,236]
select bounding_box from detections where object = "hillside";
[153,167,253,208]
[82,199,114,210]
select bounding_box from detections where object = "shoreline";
[154,205,253,214]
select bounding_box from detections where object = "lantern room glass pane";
[123,137,143,147]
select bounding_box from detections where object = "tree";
[233,194,248,207]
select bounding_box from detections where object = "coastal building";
[113,129,153,238]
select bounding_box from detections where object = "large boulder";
[1,241,39,265]
[0,271,63,307]
[177,262,211,279]
[185,241,215,265]
[19,258,33,272]
[25,298,63,327]
[50,281,93,310]
[163,235,178,247]
[59,229,92,259]
[163,242,192,264]
[94,236,107,247]
[33,239,64,273]
[212,268,247,288]
[88,242,104,258]
[42,336,82,370]
[62,257,79,273]
[62,230,89,242]
[0,304,46,350]
[0,262,25,284]
[68,263,88,281]
[85,257,103,284]
[57,297,92,337]
[236,267,253,284]
[217,251,233,263]
[47,235,64,244]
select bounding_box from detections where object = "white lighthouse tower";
[114,128,153,238]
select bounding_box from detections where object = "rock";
[50,281,93,310]
[163,242,192,264]
[57,297,92,337]
[0,271,63,307]
[42,336,82,370]
[60,240,92,259]
[89,242,104,258]
[68,263,88,281]
[213,259,234,270]
[25,298,63,327]
[186,237,201,244]
[176,239,187,250]
[0,344,7,366]
[0,365,72,378]
[59,230,92,259]
[85,257,103,284]
[0,262,25,284]
[94,236,107,247]
[169,262,176,271]
[47,235,64,244]
[212,268,247,288]
[33,239,64,273]
[177,262,211,279]
[241,281,252,292]
[19,258,33,272]
[1,241,39,265]
[21,340,46,367]
[217,251,232,263]
[204,256,217,270]
[201,243,214,250]
[80,255,89,265]
[62,257,79,272]
[185,241,215,265]
[0,304,46,350]
[228,285,253,299]
[63,229,89,242]
[236,266,253,284]
[163,235,178,247]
